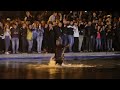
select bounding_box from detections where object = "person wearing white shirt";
[3,24,11,54]
[73,22,79,52]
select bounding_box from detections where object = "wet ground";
[0,58,120,79]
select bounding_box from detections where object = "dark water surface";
[0,59,120,79]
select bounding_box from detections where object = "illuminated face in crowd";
[53,22,57,26]
[70,21,73,25]
[58,22,62,27]
[45,24,48,28]
[74,22,78,26]
[54,12,57,17]
[22,23,26,29]
[26,11,31,17]
[13,24,17,29]
[88,21,92,26]
[49,23,53,29]
[29,25,32,29]
[5,24,9,29]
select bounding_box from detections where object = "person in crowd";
[90,21,96,52]
[32,23,37,52]
[73,22,79,52]
[106,25,113,51]
[62,20,68,47]
[84,21,93,52]
[42,24,49,53]
[54,22,63,41]
[67,21,74,52]
[96,25,102,51]
[36,23,44,53]
[100,22,107,51]
[3,23,11,54]
[48,12,57,23]
[20,23,27,53]
[11,23,20,54]
[24,11,33,23]
[27,24,33,53]
[112,23,118,51]
[78,20,84,52]
[48,23,55,53]
[0,22,5,53]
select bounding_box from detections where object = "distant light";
[85,11,87,12]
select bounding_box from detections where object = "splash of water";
[48,56,56,66]
[27,56,96,68]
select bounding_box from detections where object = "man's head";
[22,23,26,29]
[13,24,17,29]
[93,12,96,17]
[53,12,57,17]
[26,11,30,17]
[74,22,78,26]
[58,22,62,27]
[53,21,57,26]
[29,24,32,29]
[70,21,73,25]
[88,21,92,26]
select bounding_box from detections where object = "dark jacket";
[20,28,27,38]
[84,26,93,37]
[0,27,4,37]
[11,28,20,38]
[67,25,74,35]
[62,26,68,35]
[54,26,62,39]
[106,30,113,39]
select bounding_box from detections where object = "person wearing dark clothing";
[90,23,96,52]
[62,24,68,47]
[67,11,73,21]
[11,24,20,53]
[101,25,107,51]
[106,25,113,51]
[53,38,69,65]
[116,18,120,50]
[48,23,55,53]
[53,23,62,40]
[42,24,49,53]
[20,24,27,53]
[0,23,4,53]
[112,23,118,51]
[91,21,97,51]
[54,38,64,65]
[84,21,93,51]
[24,11,34,23]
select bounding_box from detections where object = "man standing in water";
[50,37,69,66]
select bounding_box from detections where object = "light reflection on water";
[0,59,120,79]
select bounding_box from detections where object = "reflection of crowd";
[0,11,120,54]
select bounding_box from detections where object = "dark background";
[0,11,120,18]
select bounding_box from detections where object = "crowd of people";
[0,11,120,54]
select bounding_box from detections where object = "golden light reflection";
[27,63,96,69]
